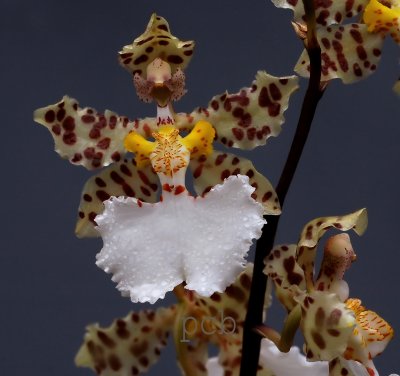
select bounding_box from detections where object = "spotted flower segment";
[75,265,274,376]
[272,0,399,85]
[34,14,298,238]
[264,209,394,376]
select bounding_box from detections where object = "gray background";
[1,0,399,374]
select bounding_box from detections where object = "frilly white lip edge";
[95,174,266,304]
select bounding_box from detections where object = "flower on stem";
[272,0,399,86]
[263,209,395,376]
[75,265,335,376]
[34,13,299,239]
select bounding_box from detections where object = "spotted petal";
[34,96,153,169]
[75,307,175,376]
[188,71,298,149]
[264,244,306,311]
[299,291,356,361]
[271,0,368,26]
[96,175,265,303]
[190,151,280,215]
[295,24,384,84]
[76,158,159,238]
[296,208,367,289]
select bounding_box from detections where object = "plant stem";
[239,1,324,374]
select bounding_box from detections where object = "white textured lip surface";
[95,175,265,303]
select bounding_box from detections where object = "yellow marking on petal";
[364,0,400,43]
[181,120,215,158]
[124,131,156,168]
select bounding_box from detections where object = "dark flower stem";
[239,1,324,374]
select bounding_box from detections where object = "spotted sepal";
[295,24,384,84]
[271,0,368,26]
[189,151,280,215]
[264,244,306,311]
[34,96,138,170]
[188,71,298,150]
[195,265,271,376]
[118,13,194,77]
[75,307,176,376]
[345,298,394,368]
[300,291,356,362]
[296,208,367,290]
[76,159,159,238]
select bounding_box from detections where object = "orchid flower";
[271,0,399,88]
[34,13,298,239]
[263,209,395,376]
[33,14,299,303]
[75,265,274,376]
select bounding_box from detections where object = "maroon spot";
[167,55,184,64]
[97,331,116,348]
[110,171,124,184]
[120,52,133,58]
[123,58,132,64]
[335,12,343,23]
[82,114,95,123]
[232,128,244,140]
[108,355,121,371]
[62,116,75,131]
[350,28,363,44]
[353,63,363,77]
[259,87,272,107]
[215,153,227,166]
[247,128,256,140]
[193,165,203,179]
[373,48,381,57]
[316,10,330,26]
[45,110,55,123]
[321,37,331,49]
[111,151,121,162]
[232,157,240,165]
[83,194,92,202]
[268,103,281,117]
[262,192,273,202]
[157,24,169,31]
[269,83,282,101]
[138,170,152,186]
[89,128,101,139]
[246,169,254,178]
[63,132,76,145]
[52,124,61,135]
[145,46,154,53]
[134,55,149,65]
[174,185,185,195]
[137,36,154,46]
[71,153,82,162]
[335,31,342,40]
[96,190,110,201]
[95,177,107,187]
[141,186,151,197]
[220,169,230,180]
[158,40,169,46]
[356,45,367,60]
[311,331,326,349]
[183,50,193,56]
[97,137,111,150]
[109,116,117,129]
[211,100,219,111]
[120,164,132,176]
[78,211,84,219]
[56,109,66,121]
[123,183,135,197]
[88,212,97,224]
